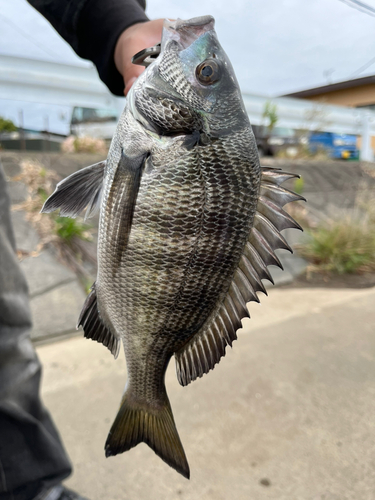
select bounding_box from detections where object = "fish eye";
[196,59,221,85]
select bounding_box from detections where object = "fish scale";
[41,15,304,480]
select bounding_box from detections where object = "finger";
[124,77,137,96]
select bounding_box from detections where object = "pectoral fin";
[41,160,106,219]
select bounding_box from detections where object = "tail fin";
[105,391,190,479]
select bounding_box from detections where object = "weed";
[55,216,92,242]
[12,159,96,286]
[299,216,375,274]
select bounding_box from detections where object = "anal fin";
[77,283,120,358]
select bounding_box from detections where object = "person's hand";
[114,19,164,96]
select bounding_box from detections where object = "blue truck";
[309,132,359,159]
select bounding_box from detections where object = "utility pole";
[360,110,374,162]
[18,109,26,151]
[44,115,50,153]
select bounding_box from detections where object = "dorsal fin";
[77,283,120,358]
[41,160,106,219]
[175,166,305,386]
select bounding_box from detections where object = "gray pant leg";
[0,165,72,500]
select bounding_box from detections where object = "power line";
[0,13,60,59]
[350,55,375,77]
[338,0,375,17]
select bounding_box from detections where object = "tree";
[0,117,17,133]
[262,101,278,132]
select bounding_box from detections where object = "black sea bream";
[42,16,303,479]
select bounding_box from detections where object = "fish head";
[129,16,249,138]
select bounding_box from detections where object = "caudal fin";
[105,392,190,479]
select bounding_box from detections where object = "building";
[283,75,375,110]
[283,75,375,155]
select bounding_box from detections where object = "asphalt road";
[37,285,375,500]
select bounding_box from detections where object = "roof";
[283,75,375,98]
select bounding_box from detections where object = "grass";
[55,216,91,242]
[292,173,375,276]
[298,215,375,274]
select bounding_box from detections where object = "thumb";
[124,77,137,96]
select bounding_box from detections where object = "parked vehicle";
[70,106,118,140]
[252,125,306,157]
[308,132,359,159]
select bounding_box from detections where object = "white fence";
[0,55,374,160]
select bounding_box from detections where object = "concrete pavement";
[37,285,375,500]
[4,152,375,497]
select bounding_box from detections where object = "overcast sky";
[1,0,375,132]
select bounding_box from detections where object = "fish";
[42,15,304,479]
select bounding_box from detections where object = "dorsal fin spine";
[212,319,228,352]
[198,337,210,372]
[229,281,250,317]
[261,168,300,186]
[260,182,305,206]
[207,326,221,361]
[239,256,261,302]
[188,345,197,380]
[216,314,232,346]
[219,307,237,345]
[249,228,284,269]
[225,295,242,325]
[257,196,303,232]
[245,242,274,285]
[234,268,260,302]
[254,213,293,253]
[193,343,203,377]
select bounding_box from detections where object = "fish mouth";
[162,15,215,50]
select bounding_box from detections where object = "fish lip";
[162,16,215,50]
[164,16,215,31]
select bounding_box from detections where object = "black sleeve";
[27,0,149,96]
